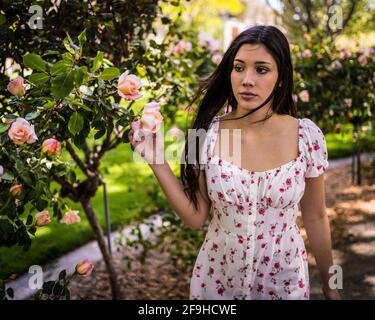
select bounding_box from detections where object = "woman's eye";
[256,67,269,74]
[234,65,243,72]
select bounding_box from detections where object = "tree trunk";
[356,138,362,185]
[352,128,362,185]
[81,198,121,299]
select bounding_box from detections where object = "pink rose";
[42,138,61,156]
[60,210,81,224]
[212,53,223,65]
[75,259,94,276]
[7,77,27,97]
[35,210,51,226]
[172,40,192,54]
[10,184,23,197]
[8,118,38,145]
[0,165,3,177]
[340,49,351,59]
[139,101,163,134]
[118,70,143,100]
[358,54,367,66]
[298,90,309,102]
[302,49,312,58]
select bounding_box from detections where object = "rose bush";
[291,34,375,184]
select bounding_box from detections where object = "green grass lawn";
[0,120,374,279]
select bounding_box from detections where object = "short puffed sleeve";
[302,118,329,178]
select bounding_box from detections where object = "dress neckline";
[209,115,303,175]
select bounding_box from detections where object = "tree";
[0,0,221,299]
[265,0,373,42]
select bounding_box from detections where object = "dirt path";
[69,160,375,300]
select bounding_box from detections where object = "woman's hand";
[322,286,342,300]
[128,128,165,165]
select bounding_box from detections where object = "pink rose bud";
[75,259,94,276]
[0,165,3,177]
[7,77,27,97]
[140,101,163,134]
[10,184,23,197]
[42,138,61,156]
[302,49,312,58]
[8,118,38,145]
[358,54,367,66]
[60,210,81,224]
[118,70,143,100]
[35,210,51,226]
[298,90,310,103]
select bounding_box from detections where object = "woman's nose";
[242,71,255,87]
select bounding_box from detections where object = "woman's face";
[230,43,279,112]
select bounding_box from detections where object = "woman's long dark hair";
[180,25,297,212]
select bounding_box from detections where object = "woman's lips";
[239,93,257,100]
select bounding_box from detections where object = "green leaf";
[0,123,9,134]
[136,65,147,77]
[0,14,6,26]
[23,54,47,72]
[25,112,40,121]
[68,112,84,135]
[6,288,14,299]
[28,73,49,86]
[15,159,25,173]
[36,199,48,211]
[26,214,33,226]
[100,67,120,81]
[51,71,75,99]
[74,67,87,87]
[51,61,70,76]
[79,85,93,96]
[62,52,75,64]
[67,170,76,184]
[59,270,67,281]
[63,33,79,55]
[77,103,93,112]
[78,29,87,55]
[94,128,106,139]
[91,51,104,73]
[1,171,14,181]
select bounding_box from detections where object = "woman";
[128,25,341,300]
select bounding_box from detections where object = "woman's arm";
[128,125,211,230]
[300,174,342,300]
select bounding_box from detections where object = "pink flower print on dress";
[261,255,270,266]
[208,267,215,278]
[298,279,305,288]
[211,242,219,252]
[257,283,264,293]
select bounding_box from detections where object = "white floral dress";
[190,115,329,300]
